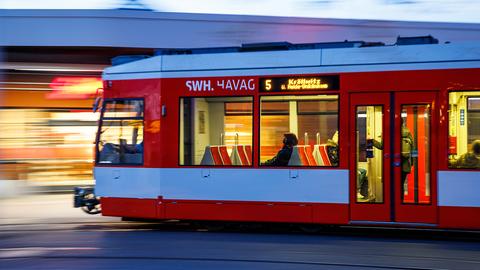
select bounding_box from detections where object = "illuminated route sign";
[260,75,339,92]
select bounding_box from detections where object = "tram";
[76,36,480,230]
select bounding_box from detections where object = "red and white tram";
[86,37,480,229]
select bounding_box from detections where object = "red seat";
[318,144,332,166]
[304,145,317,166]
[218,146,232,165]
[210,146,224,165]
[288,145,309,166]
[244,145,252,165]
[237,145,250,165]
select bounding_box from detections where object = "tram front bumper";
[74,186,101,214]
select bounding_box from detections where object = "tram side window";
[179,97,253,166]
[260,95,339,167]
[97,99,144,165]
[448,91,480,169]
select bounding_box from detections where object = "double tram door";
[349,92,438,225]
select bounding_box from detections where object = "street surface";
[1,194,480,269]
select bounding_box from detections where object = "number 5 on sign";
[265,79,272,91]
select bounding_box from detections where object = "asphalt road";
[1,194,480,270]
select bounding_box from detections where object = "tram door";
[349,92,437,224]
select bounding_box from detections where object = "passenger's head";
[472,140,480,155]
[283,133,298,147]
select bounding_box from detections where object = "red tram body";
[94,39,480,229]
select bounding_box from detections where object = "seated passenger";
[452,140,480,169]
[325,131,340,166]
[263,133,298,166]
[325,138,339,166]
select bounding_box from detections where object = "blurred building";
[0,47,152,187]
[1,9,480,188]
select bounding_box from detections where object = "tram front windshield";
[96,99,144,165]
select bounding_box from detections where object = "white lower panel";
[95,167,349,204]
[95,167,161,199]
[438,171,480,207]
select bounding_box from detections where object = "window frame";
[467,96,480,145]
[95,98,145,166]
[258,94,340,168]
[178,96,255,167]
[447,90,480,170]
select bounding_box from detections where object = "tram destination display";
[260,75,339,92]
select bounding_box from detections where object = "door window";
[356,106,384,203]
[401,105,431,204]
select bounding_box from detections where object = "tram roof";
[103,40,480,80]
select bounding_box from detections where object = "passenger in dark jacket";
[263,133,298,166]
[452,139,480,169]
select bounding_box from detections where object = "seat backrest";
[312,144,323,165]
[238,145,250,165]
[210,146,224,165]
[200,146,215,165]
[230,145,251,166]
[218,145,232,165]
[315,144,332,166]
[288,145,309,166]
[304,145,317,166]
[244,145,252,165]
[230,145,241,165]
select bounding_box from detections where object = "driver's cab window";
[97,99,144,165]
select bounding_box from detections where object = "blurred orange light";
[47,77,102,99]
